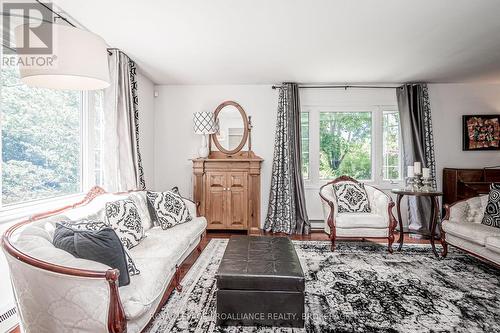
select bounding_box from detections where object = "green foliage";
[319,112,372,180]
[1,65,81,205]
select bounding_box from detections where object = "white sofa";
[1,187,207,333]
[319,176,397,252]
[441,195,500,267]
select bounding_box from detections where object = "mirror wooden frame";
[211,101,249,155]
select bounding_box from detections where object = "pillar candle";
[414,162,421,174]
[422,168,430,178]
[407,166,414,177]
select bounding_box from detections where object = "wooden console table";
[391,189,443,258]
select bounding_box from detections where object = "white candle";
[422,168,430,178]
[414,162,421,174]
[407,166,414,177]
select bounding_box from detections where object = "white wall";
[429,83,500,190]
[152,83,500,230]
[137,72,156,188]
[154,85,277,226]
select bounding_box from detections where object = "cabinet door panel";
[206,172,226,229]
[227,172,248,229]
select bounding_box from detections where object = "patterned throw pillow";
[105,199,145,250]
[61,218,140,276]
[482,183,500,228]
[333,182,371,213]
[146,190,192,229]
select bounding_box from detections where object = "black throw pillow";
[482,183,500,228]
[53,223,131,286]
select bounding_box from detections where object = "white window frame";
[0,90,102,223]
[302,104,403,190]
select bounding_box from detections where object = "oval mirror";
[212,101,249,155]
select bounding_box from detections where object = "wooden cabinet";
[193,152,262,233]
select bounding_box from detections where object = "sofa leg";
[174,265,183,292]
[387,234,394,254]
[440,232,448,258]
[330,227,336,252]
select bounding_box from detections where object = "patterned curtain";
[265,83,310,234]
[103,49,145,192]
[397,83,437,235]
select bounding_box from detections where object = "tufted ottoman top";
[216,236,304,292]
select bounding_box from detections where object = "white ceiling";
[55,0,500,85]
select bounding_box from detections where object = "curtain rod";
[271,84,402,90]
[35,0,76,27]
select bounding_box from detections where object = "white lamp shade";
[193,112,218,134]
[14,23,110,90]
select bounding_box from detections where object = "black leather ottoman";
[216,236,305,327]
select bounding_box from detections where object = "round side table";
[391,189,443,258]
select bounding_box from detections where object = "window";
[300,112,309,179]
[319,112,372,180]
[382,111,401,181]
[301,105,401,186]
[0,63,103,209]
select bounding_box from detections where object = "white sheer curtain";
[103,49,145,192]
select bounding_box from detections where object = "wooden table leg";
[396,194,404,251]
[429,196,440,258]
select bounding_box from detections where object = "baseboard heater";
[0,307,17,332]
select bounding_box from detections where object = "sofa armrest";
[365,185,397,231]
[2,221,127,333]
[444,199,469,222]
[444,195,487,224]
[319,184,337,234]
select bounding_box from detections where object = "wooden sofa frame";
[1,186,206,333]
[319,176,398,252]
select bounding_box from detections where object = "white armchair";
[319,176,397,252]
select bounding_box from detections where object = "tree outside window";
[319,112,372,180]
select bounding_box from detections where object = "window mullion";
[309,108,321,186]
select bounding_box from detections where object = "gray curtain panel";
[265,83,310,234]
[103,49,145,192]
[397,83,437,236]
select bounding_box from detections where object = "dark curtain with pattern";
[397,83,437,236]
[265,83,310,234]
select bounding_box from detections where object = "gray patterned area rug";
[146,239,500,333]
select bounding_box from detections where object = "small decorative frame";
[462,114,500,151]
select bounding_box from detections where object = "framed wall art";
[462,114,500,151]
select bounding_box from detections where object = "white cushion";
[485,236,500,254]
[336,227,389,238]
[128,191,153,230]
[445,233,500,266]
[442,220,500,246]
[119,217,207,320]
[336,213,387,229]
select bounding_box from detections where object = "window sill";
[0,193,85,225]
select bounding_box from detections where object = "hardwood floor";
[8,230,430,333]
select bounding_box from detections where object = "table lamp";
[193,112,218,158]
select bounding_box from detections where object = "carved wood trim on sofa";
[319,176,397,253]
